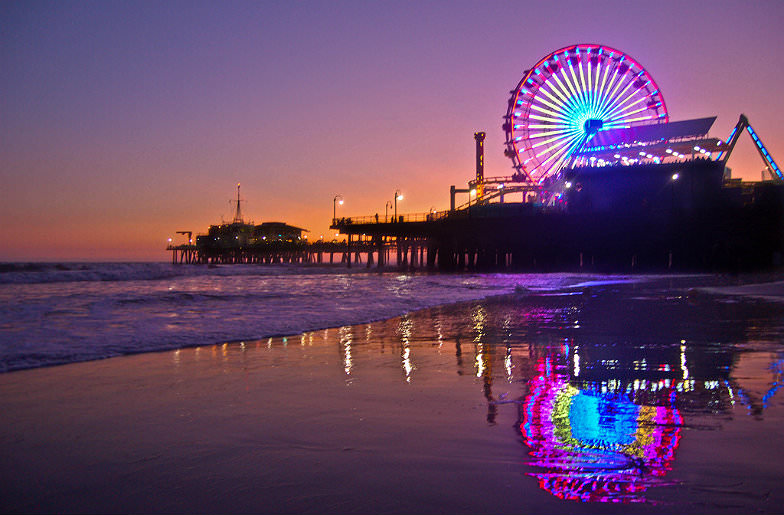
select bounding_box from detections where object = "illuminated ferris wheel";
[503,44,668,184]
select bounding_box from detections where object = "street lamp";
[394,190,403,221]
[385,200,393,222]
[333,194,344,222]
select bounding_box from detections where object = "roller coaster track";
[718,114,782,180]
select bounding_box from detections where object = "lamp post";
[333,194,343,223]
[394,190,403,222]
[385,200,393,222]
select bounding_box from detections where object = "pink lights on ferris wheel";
[504,44,668,183]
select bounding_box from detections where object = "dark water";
[1,276,783,513]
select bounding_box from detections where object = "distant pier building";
[169,184,310,264]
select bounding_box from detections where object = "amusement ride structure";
[458,43,781,209]
[505,44,668,183]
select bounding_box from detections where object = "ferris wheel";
[503,44,668,184]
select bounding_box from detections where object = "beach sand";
[2,283,784,514]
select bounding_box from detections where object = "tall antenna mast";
[232,183,244,223]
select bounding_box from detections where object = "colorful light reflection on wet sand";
[2,276,784,514]
[520,356,682,503]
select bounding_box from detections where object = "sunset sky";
[2,0,783,261]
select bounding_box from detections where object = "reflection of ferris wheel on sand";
[503,44,668,184]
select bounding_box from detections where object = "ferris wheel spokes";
[504,44,668,183]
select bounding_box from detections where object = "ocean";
[0,262,646,373]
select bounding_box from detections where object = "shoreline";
[0,269,640,374]
[0,291,513,375]
[4,270,784,375]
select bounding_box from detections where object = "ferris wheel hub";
[583,119,604,134]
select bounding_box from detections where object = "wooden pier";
[168,240,414,268]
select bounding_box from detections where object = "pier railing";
[332,210,450,226]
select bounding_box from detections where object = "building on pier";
[169,184,311,264]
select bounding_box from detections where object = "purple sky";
[2,0,783,261]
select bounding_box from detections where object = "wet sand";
[2,280,784,514]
